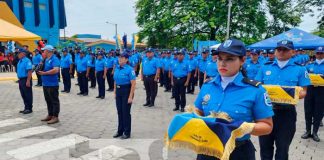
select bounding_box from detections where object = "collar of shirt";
[211,72,246,89]
[220,72,240,90]
[315,59,324,65]
[274,59,293,69]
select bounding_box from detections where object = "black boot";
[312,133,320,142]
[143,102,150,106]
[301,131,312,139]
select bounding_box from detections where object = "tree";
[135,0,304,48]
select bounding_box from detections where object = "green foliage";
[135,0,305,48]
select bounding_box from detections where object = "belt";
[144,74,155,78]
[272,104,295,110]
[173,76,187,80]
[116,84,131,89]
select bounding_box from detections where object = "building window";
[39,4,46,10]
[24,1,32,8]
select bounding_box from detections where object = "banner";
[263,85,302,105]
[165,111,255,160]
[113,34,122,50]
[131,33,139,50]
[309,74,324,86]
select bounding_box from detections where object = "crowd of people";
[8,39,324,160]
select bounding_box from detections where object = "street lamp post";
[226,0,232,40]
[106,21,118,37]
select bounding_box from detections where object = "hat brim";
[275,45,293,50]
[218,49,242,56]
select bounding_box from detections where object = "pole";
[226,0,232,40]
[63,28,66,42]
[115,24,118,36]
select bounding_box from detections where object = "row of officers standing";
[16,40,323,159]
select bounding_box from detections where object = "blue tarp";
[195,40,220,54]
[248,28,324,50]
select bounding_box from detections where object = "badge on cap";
[223,40,232,48]
[266,71,271,76]
[319,47,323,51]
[281,40,288,45]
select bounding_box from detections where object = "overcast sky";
[61,0,321,41]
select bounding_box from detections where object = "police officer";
[266,49,276,62]
[187,51,198,94]
[195,39,274,160]
[204,49,218,81]
[302,46,324,142]
[32,49,43,86]
[87,52,96,88]
[105,50,115,91]
[17,48,33,114]
[141,48,160,107]
[38,45,61,124]
[95,51,107,99]
[198,50,209,88]
[243,49,263,80]
[68,46,76,78]
[60,48,73,93]
[171,50,191,112]
[256,40,310,160]
[159,51,165,87]
[76,51,89,96]
[163,51,172,92]
[170,51,178,99]
[113,53,136,139]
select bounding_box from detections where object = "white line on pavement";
[0,126,56,144]
[70,145,133,160]
[0,118,28,128]
[7,134,89,160]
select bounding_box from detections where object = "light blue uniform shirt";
[188,57,198,72]
[255,59,310,87]
[32,53,42,65]
[76,56,88,72]
[198,58,208,73]
[17,57,32,78]
[163,56,172,71]
[205,60,218,77]
[42,55,60,86]
[306,61,324,75]
[60,54,72,68]
[87,57,95,68]
[195,73,274,140]
[113,64,136,85]
[171,59,191,78]
[142,57,160,75]
[95,58,105,72]
[105,56,115,69]
[244,59,263,80]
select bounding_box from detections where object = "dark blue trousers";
[163,70,171,91]
[173,76,187,108]
[106,68,114,90]
[78,71,88,94]
[259,107,296,160]
[89,67,96,87]
[197,140,255,160]
[61,68,71,92]
[304,86,324,134]
[187,70,196,93]
[115,84,132,136]
[96,71,105,97]
[18,78,33,111]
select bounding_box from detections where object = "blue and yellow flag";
[165,111,255,160]
[309,74,324,86]
[263,85,302,105]
[131,33,139,50]
[114,34,123,50]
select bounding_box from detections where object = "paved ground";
[0,72,323,160]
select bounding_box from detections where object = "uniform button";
[218,104,220,106]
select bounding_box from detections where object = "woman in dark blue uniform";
[195,39,274,160]
[113,53,136,139]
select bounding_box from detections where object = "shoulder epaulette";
[204,78,213,84]
[264,61,273,65]
[294,62,303,66]
[242,78,261,87]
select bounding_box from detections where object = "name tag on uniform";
[263,85,302,105]
[308,74,324,86]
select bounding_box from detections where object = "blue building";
[1,0,67,45]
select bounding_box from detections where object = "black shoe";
[120,134,130,139]
[65,91,70,93]
[100,96,105,99]
[106,89,110,91]
[148,103,154,107]
[180,108,185,112]
[77,92,83,95]
[108,89,114,92]
[301,131,312,139]
[83,93,88,96]
[312,133,320,142]
[143,103,150,106]
[170,96,175,99]
[22,110,33,114]
[75,83,79,85]
[113,133,123,138]
[61,90,66,92]
[96,96,101,98]
[19,110,26,113]
[173,107,179,111]
[320,121,323,127]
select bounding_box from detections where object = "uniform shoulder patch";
[242,78,261,87]
[264,61,273,65]
[204,78,213,84]
[294,62,303,66]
